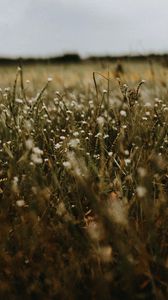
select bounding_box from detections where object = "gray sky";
[0,0,168,57]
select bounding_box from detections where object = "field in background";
[0,59,168,87]
[0,61,168,299]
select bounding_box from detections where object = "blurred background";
[0,0,168,58]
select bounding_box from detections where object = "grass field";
[0,60,168,299]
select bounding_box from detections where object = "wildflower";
[31,154,43,164]
[68,138,80,148]
[120,110,127,117]
[25,139,34,150]
[95,132,102,138]
[15,98,23,104]
[124,150,129,156]
[73,131,79,137]
[138,167,146,177]
[55,143,62,149]
[97,116,105,126]
[136,186,147,198]
[16,199,25,207]
[104,134,109,139]
[124,158,131,165]
[60,136,66,140]
[63,161,71,169]
[108,196,128,226]
[155,98,162,103]
[123,83,128,88]
[33,147,43,155]
[31,147,43,164]
[66,110,73,115]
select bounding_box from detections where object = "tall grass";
[0,64,167,299]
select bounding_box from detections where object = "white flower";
[104,134,109,139]
[124,150,129,156]
[97,116,105,126]
[15,98,23,104]
[95,132,102,138]
[55,143,62,149]
[63,161,71,169]
[60,136,66,140]
[33,147,43,155]
[120,110,127,117]
[136,186,147,198]
[82,121,87,125]
[31,147,43,164]
[108,200,128,226]
[138,167,146,178]
[16,200,25,207]
[73,131,79,137]
[124,158,131,165]
[68,138,80,148]
[25,139,34,150]
[108,152,113,157]
[31,153,43,164]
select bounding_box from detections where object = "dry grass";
[0,61,168,299]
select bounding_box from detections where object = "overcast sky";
[0,0,168,57]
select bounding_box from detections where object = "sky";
[0,0,168,57]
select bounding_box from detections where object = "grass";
[0,61,168,299]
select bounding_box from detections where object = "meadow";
[0,60,168,299]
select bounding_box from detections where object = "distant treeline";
[0,53,168,65]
